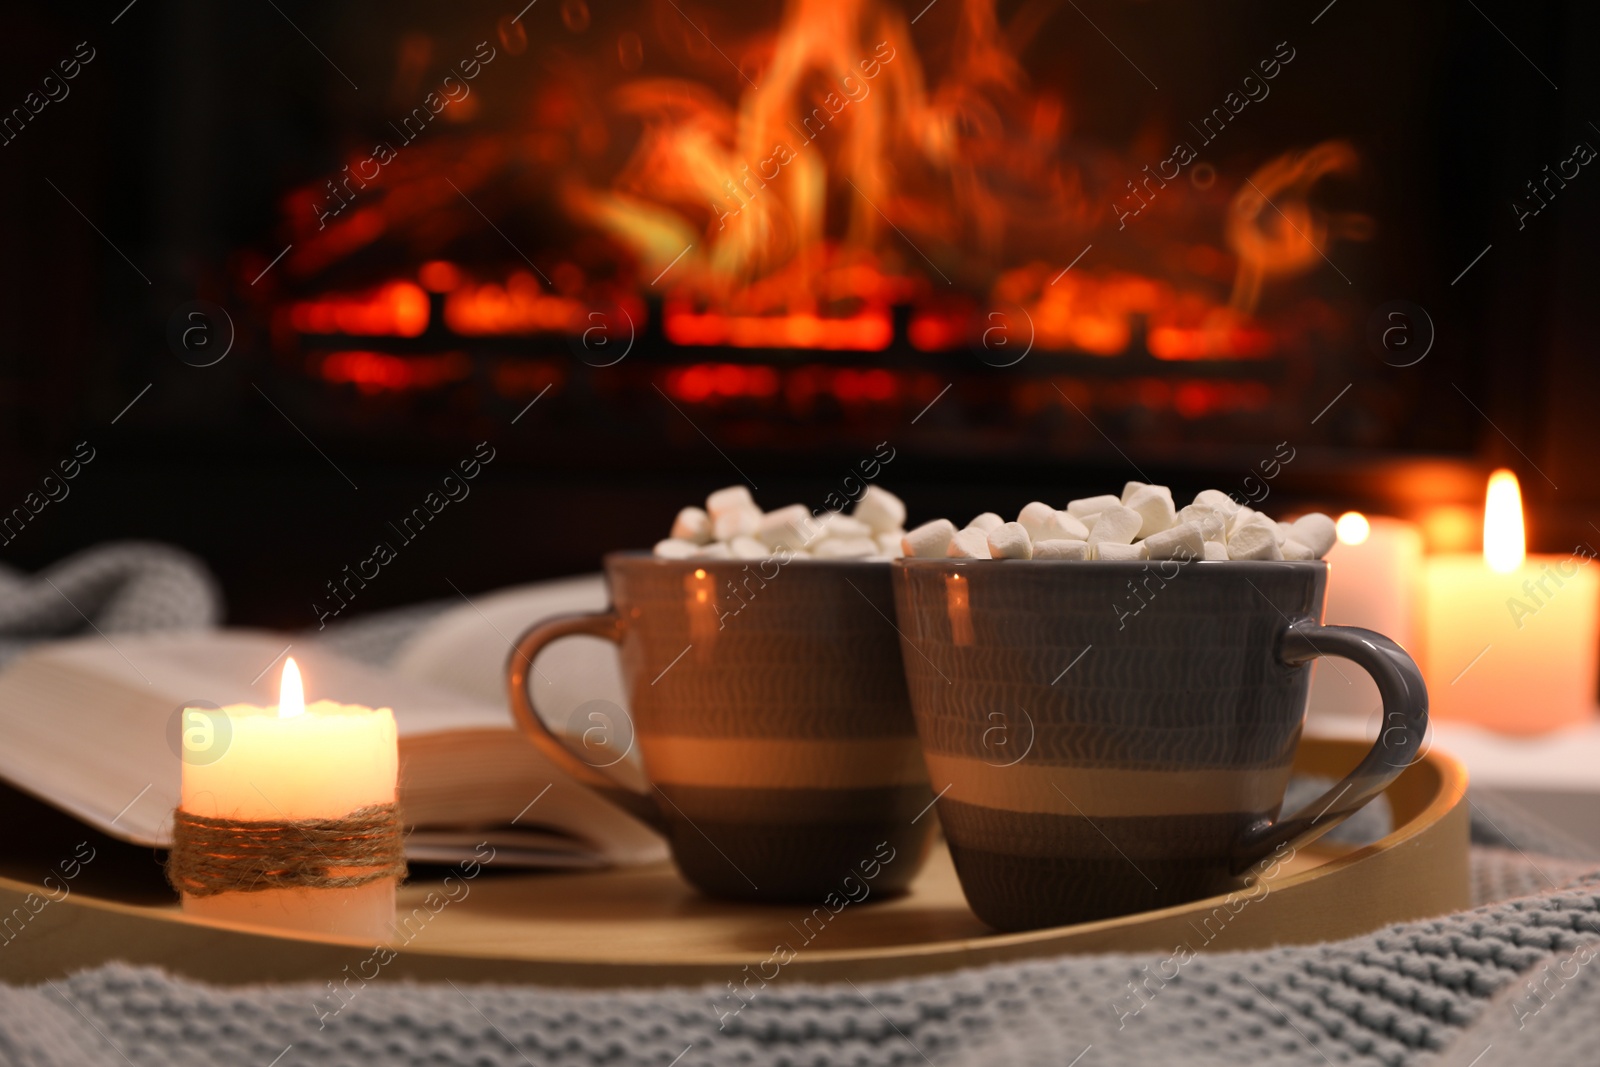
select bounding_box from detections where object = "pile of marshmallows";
[902,484,1337,562]
[653,482,1338,564]
[654,485,910,560]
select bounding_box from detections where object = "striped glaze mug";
[891,558,1427,931]
[507,551,935,902]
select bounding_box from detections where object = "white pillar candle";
[1422,471,1599,734]
[1307,513,1424,723]
[180,658,400,939]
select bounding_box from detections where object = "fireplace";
[3,0,1595,625]
[246,1,1425,462]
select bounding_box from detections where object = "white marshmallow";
[1035,510,1089,542]
[1281,538,1316,561]
[813,537,877,559]
[875,532,905,559]
[1124,484,1176,539]
[1177,503,1227,544]
[819,514,873,540]
[1086,504,1143,547]
[693,542,732,559]
[712,507,760,541]
[902,518,958,559]
[1227,521,1284,561]
[706,485,756,520]
[947,527,993,559]
[1227,507,1263,536]
[1016,502,1058,540]
[1067,494,1122,519]
[1143,521,1205,561]
[671,506,712,545]
[851,486,907,534]
[967,512,1004,533]
[1033,539,1090,560]
[653,538,700,559]
[729,536,769,559]
[757,505,823,551]
[884,488,1323,565]
[1194,489,1242,516]
[1290,513,1337,558]
[987,521,1034,559]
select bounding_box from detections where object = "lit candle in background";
[1421,471,1599,734]
[1307,511,1425,723]
[179,658,400,939]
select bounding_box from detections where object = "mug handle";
[505,611,669,834]
[1232,618,1429,874]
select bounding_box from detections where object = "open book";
[0,577,667,869]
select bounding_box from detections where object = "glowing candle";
[179,658,399,939]
[1421,471,1599,733]
[1307,511,1424,723]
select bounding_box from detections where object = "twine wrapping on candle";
[166,803,406,897]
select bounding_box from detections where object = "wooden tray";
[0,738,1469,987]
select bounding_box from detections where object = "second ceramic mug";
[507,551,936,902]
[892,558,1428,932]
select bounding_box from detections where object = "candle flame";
[1483,469,1526,574]
[1335,511,1370,546]
[279,657,306,719]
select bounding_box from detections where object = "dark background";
[0,0,1594,629]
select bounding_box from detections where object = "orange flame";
[271,0,1368,362]
[567,0,1081,310]
[558,0,1361,351]
[1227,141,1365,311]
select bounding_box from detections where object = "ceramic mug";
[891,558,1427,931]
[507,552,935,902]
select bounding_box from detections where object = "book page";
[0,630,666,866]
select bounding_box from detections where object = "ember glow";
[318,350,471,394]
[290,281,430,337]
[444,271,588,336]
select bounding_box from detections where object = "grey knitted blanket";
[2,547,1599,1066]
[2,849,1598,1067]
[0,542,221,668]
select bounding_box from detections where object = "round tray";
[0,738,1469,987]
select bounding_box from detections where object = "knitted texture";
[1470,846,1597,906]
[1,857,1596,1067]
[0,542,220,667]
[1427,934,1600,1065]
